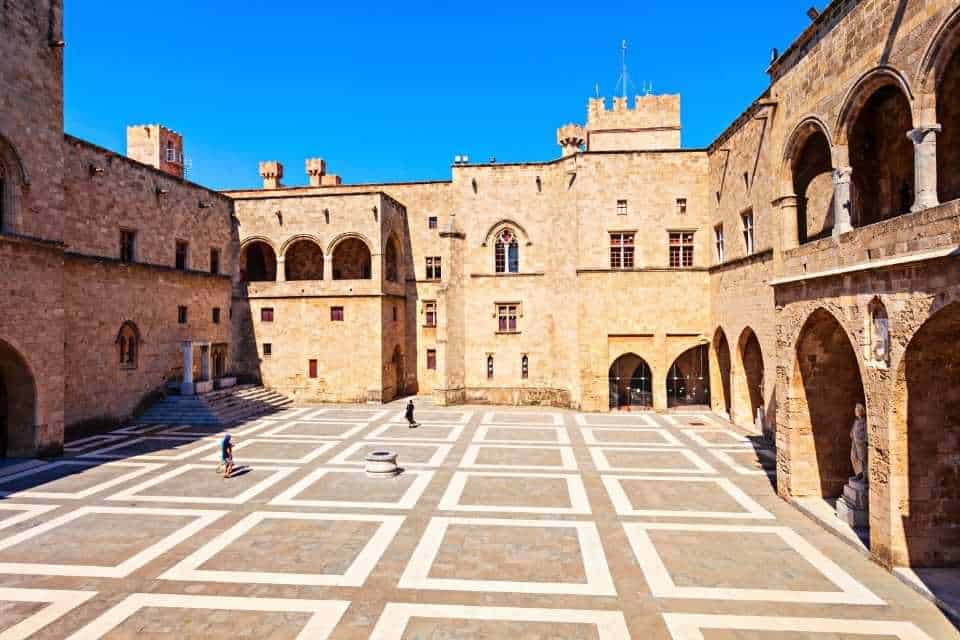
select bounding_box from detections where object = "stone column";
[907,124,941,212]
[323,254,333,281]
[200,345,210,381]
[275,256,286,282]
[776,195,800,251]
[832,167,854,238]
[180,341,194,395]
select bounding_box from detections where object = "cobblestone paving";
[0,405,955,638]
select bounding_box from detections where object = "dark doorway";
[609,354,653,410]
[667,344,711,408]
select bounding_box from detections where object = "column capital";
[907,124,942,144]
[772,194,799,208]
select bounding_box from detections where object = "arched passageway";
[791,309,865,498]
[388,346,404,401]
[713,330,732,416]
[849,86,914,227]
[241,241,277,282]
[895,302,960,566]
[0,340,35,458]
[667,344,710,408]
[938,45,960,203]
[792,128,835,242]
[284,239,323,281]
[737,328,765,426]
[332,238,372,280]
[609,354,653,410]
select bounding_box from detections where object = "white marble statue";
[850,403,868,481]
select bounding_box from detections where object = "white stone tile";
[473,425,570,445]
[259,420,369,441]
[0,587,96,640]
[78,436,219,461]
[370,603,630,640]
[0,460,164,500]
[681,428,754,448]
[328,442,452,468]
[581,427,683,447]
[574,413,660,427]
[64,593,350,640]
[198,438,338,464]
[270,468,435,510]
[106,464,297,504]
[0,503,58,532]
[0,506,225,578]
[459,444,578,471]
[301,408,388,422]
[601,475,774,519]
[481,411,564,426]
[589,447,716,474]
[623,522,884,605]
[662,613,934,639]
[64,435,125,452]
[438,471,591,515]
[158,420,272,438]
[709,447,777,476]
[389,409,474,424]
[365,422,466,443]
[160,511,404,587]
[398,517,616,596]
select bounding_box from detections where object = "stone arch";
[608,353,654,410]
[283,237,324,281]
[115,320,141,370]
[0,338,36,458]
[711,328,732,416]
[789,307,866,499]
[481,219,532,247]
[239,238,277,282]
[917,5,960,94]
[888,301,960,567]
[782,117,835,242]
[666,343,711,408]
[836,68,916,227]
[734,327,765,428]
[384,233,401,283]
[918,7,960,204]
[330,235,372,280]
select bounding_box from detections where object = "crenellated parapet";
[556,124,586,157]
[586,94,681,151]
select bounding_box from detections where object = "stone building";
[0,0,959,572]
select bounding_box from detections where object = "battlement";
[126,124,184,178]
[556,124,586,157]
[585,94,681,151]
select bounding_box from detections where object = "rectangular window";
[426,349,436,370]
[120,229,136,263]
[210,248,220,274]
[212,307,221,324]
[331,306,344,321]
[392,305,398,322]
[424,300,437,327]
[177,305,187,324]
[497,304,519,333]
[714,224,725,263]
[609,232,635,269]
[617,199,628,216]
[677,198,687,214]
[308,359,318,378]
[261,307,274,322]
[425,256,441,281]
[263,343,272,356]
[175,240,189,271]
[428,216,438,229]
[742,209,755,255]
[669,232,695,268]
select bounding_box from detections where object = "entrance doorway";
[0,339,36,458]
[609,354,653,410]
[667,344,711,408]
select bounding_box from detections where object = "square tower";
[126,124,184,178]
[586,95,681,151]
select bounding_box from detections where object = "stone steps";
[136,385,293,427]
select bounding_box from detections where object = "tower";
[126,124,184,178]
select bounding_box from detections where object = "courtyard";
[0,403,949,638]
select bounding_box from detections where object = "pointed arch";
[835,66,916,146]
[711,328,732,416]
[781,117,836,242]
[481,219,532,247]
[734,327,765,428]
[609,352,654,410]
[239,237,277,282]
[384,232,401,283]
[282,237,324,281]
[0,337,37,458]
[917,5,960,93]
[330,234,372,280]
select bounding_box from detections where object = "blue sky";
[65,1,817,189]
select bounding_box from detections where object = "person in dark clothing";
[405,400,418,428]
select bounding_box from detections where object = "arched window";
[487,355,494,379]
[494,228,519,274]
[332,237,372,280]
[116,322,140,370]
[521,355,529,379]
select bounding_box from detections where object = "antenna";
[594,82,600,98]
[183,155,193,180]
[614,40,637,99]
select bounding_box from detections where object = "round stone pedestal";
[365,450,400,477]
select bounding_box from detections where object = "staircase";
[136,385,294,427]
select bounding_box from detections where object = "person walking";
[218,433,235,478]
[405,399,418,428]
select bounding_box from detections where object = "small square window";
[617,199,628,216]
[331,306,344,321]
[677,198,687,214]
[263,343,272,356]
[261,307,274,322]
[175,240,189,271]
[120,229,136,263]
[212,307,221,324]
[428,216,438,229]
[308,359,318,378]
[177,306,188,324]
[210,248,220,274]
[426,349,436,370]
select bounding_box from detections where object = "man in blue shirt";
[219,434,235,478]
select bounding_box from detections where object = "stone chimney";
[556,124,585,158]
[306,158,326,187]
[259,161,283,189]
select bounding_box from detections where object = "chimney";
[556,124,586,158]
[259,161,283,189]
[306,158,326,187]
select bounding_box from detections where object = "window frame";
[261,307,274,322]
[426,349,437,370]
[428,216,438,230]
[521,354,529,379]
[210,247,220,274]
[120,228,136,263]
[308,359,318,378]
[263,343,272,357]
[177,305,188,324]
[616,199,628,216]
[714,224,725,264]
[423,300,437,327]
[495,302,520,334]
[425,256,442,281]
[175,240,189,271]
[609,232,636,270]
[668,231,695,268]
[677,198,687,214]
[486,355,494,379]
[741,208,755,255]
[212,307,221,324]
[330,306,344,322]
[494,228,519,274]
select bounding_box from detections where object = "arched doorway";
[284,239,323,281]
[737,328,765,427]
[0,339,36,458]
[389,346,404,401]
[332,238,372,280]
[938,42,960,203]
[791,309,865,498]
[667,344,710,408]
[790,127,834,242]
[713,329,732,416]
[240,241,277,282]
[608,354,653,410]
[848,85,914,227]
[894,302,960,566]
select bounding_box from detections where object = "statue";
[850,403,867,481]
[870,308,889,364]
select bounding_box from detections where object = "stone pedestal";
[837,477,869,528]
[365,450,400,478]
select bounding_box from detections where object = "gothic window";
[487,355,494,379]
[714,224,725,263]
[522,355,529,379]
[609,233,635,269]
[117,322,140,370]
[494,228,519,273]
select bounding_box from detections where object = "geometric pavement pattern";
[0,403,954,638]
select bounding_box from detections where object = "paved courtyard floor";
[0,403,955,638]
